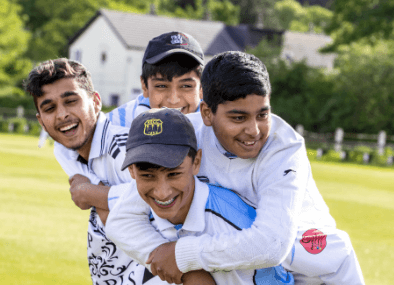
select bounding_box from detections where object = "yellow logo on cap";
[144,119,163,136]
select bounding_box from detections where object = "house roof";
[69,9,245,56]
[281,31,336,69]
[69,9,286,57]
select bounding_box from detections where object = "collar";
[151,178,209,233]
[213,135,237,159]
[88,112,111,160]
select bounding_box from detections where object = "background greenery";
[2,0,393,135]
[1,133,393,284]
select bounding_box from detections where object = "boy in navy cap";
[116,107,294,285]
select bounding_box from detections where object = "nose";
[152,180,173,201]
[244,119,260,137]
[56,104,69,121]
[167,88,181,105]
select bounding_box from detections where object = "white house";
[69,9,336,106]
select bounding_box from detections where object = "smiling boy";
[24,58,177,285]
[107,51,365,284]
[115,107,294,285]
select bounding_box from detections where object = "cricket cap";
[142,31,204,66]
[121,108,197,170]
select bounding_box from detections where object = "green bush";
[0,117,8,132]
[320,149,342,163]
[7,117,28,134]
[348,146,372,164]
[28,121,42,136]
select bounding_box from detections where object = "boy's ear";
[36,113,47,132]
[192,149,202,176]
[200,101,213,127]
[128,165,136,179]
[93,92,102,114]
[140,76,149,98]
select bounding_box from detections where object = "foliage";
[249,36,394,135]
[157,0,240,25]
[0,95,36,110]
[229,0,281,28]
[266,60,336,133]
[6,117,28,134]
[0,0,32,96]
[324,0,394,51]
[327,40,394,134]
[246,37,282,65]
[18,0,110,61]
[275,0,332,33]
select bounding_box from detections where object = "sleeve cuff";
[175,236,203,273]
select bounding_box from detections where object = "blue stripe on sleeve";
[119,107,126,127]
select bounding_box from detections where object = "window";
[110,94,120,107]
[74,50,82,62]
[101,52,107,64]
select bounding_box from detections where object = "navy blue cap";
[121,108,197,170]
[142,31,204,66]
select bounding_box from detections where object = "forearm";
[175,223,292,273]
[79,183,110,210]
[96,208,109,225]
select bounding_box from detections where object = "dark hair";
[141,54,203,88]
[201,51,271,113]
[135,147,197,171]
[23,58,94,111]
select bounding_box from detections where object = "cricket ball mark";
[300,229,327,254]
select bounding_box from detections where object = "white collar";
[88,112,110,160]
[151,178,209,233]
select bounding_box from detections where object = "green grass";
[311,161,394,285]
[1,133,393,284]
[0,133,91,285]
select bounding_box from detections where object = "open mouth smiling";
[153,196,178,208]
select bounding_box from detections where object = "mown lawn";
[1,133,393,284]
[0,133,91,285]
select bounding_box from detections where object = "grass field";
[1,133,393,285]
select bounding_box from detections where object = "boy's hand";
[69,174,91,210]
[182,270,216,285]
[146,242,183,284]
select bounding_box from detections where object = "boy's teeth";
[244,141,255,145]
[155,197,175,206]
[60,123,78,132]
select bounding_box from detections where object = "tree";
[0,0,31,96]
[18,0,111,61]
[275,0,332,33]
[157,0,240,25]
[323,0,394,51]
[228,0,281,29]
[327,40,394,133]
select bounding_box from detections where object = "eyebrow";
[39,91,78,110]
[151,77,196,83]
[226,106,271,115]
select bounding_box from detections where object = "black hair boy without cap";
[201,51,271,113]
